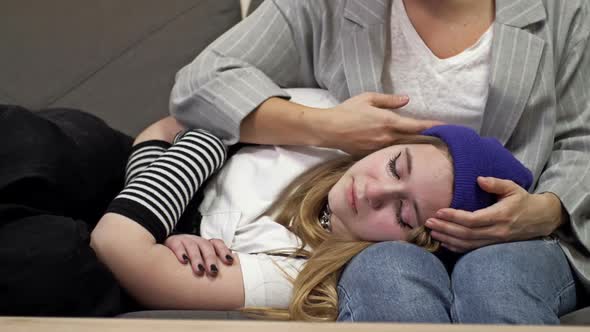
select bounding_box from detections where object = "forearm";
[133,116,185,145]
[239,97,327,146]
[90,214,244,309]
[90,126,242,309]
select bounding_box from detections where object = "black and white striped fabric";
[107,130,227,243]
[124,140,171,185]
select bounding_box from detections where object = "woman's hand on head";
[319,93,443,157]
[424,177,566,253]
[164,234,235,277]
[134,116,187,146]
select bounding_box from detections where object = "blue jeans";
[337,240,577,324]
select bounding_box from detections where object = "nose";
[364,179,404,209]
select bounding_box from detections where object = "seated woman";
[90,109,532,320]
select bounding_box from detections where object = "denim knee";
[451,240,577,324]
[337,241,452,322]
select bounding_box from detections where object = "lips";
[348,178,358,214]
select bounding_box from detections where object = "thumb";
[393,115,445,134]
[477,176,517,195]
[370,94,410,109]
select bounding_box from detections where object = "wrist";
[306,107,336,148]
[538,192,567,233]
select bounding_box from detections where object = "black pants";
[0,105,137,316]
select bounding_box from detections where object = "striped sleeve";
[124,140,171,185]
[107,130,227,243]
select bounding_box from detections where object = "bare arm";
[241,94,442,156]
[91,116,243,309]
[91,214,244,310]
[239,97,324,147]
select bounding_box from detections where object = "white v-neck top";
[386,0,493,132]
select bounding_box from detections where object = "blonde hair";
[242,136,450,321]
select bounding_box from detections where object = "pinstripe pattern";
[170,0,590,292]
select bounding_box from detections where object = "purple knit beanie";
[422,125,533,212]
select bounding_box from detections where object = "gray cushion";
[560,307,590,325]
[0,0,240,136]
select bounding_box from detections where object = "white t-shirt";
[198,89,344,308]
[386,0,493,132]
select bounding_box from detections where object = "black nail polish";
[211,264,219,273]
[182,254,189,263]
[198,264,205,272]
[226,255,234,262]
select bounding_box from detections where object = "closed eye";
[388,151,402,180]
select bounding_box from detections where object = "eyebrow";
[405,147,424,227]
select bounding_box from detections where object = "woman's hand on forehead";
[424,177,564,253]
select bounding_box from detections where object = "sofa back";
[0,0,240,135]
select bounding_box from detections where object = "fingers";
[426,218,495,242]
[164,236,191,265]
[184,241,207,276]
[433,208,498,228]
[362,93,443,133]
[478,176,519,195]
[392,115,445,134]
[210,238,234,265]
[177,237,218,277]
[429,228,494,253]
[366,93,409,109]
[427,207,498,252]
[193,237,220,277]
[164,235,234,277]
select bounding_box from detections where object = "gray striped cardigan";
[170,0,590,293]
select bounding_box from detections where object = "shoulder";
[271,0,347,22]
[543,0,590,45]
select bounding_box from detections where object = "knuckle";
[494,228,510,240]
[211,239,227,249]
[196,238,212,248]
[363,92,378,103]
[383,115,398,126]
[210,238,223,245]
[497,215,511,225]
[461,229,474,240]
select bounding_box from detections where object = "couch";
[1,0,587,325]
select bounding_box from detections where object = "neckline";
[394,0,494,69]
